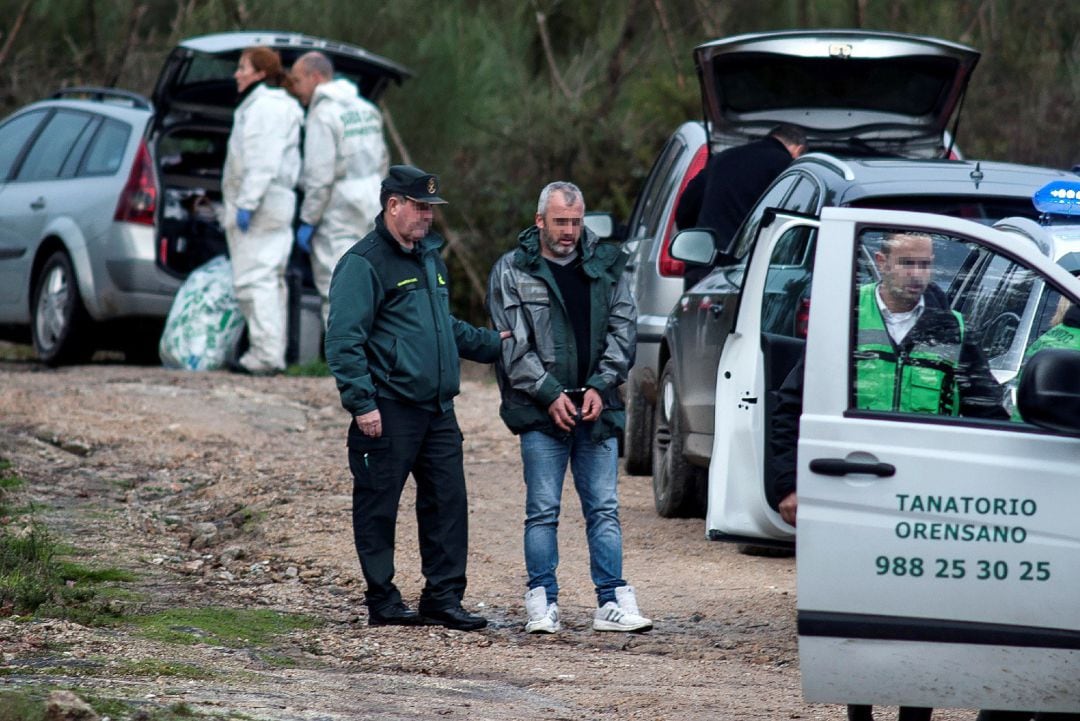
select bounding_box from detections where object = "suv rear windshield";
[713,55,961,117]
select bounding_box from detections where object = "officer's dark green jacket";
[486,225,636,442]
[325,214,501,416]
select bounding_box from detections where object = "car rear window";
[713,55,961,117]
[81,118,131,176]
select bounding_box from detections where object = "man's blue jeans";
[521,426,625,606]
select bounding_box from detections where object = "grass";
[132,607,320,648]
[285,358,330,377]
[0,458,137,622]
[0,689,45,721]
[0,459,23,491]
[0,523,58,614]
[0,689,211,720]
[54,561,138,584]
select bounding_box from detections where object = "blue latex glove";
[296,223,315,253]
[236,208,253,232]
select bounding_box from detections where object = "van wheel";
[31,251,93,366]
[652,360,706,518]
[623,375,654,475]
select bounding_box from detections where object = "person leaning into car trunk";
[675,123,807,286]
[221,46,303,375]
[289,51,389,327]
[487,181,651,635]
[325,165,507,632]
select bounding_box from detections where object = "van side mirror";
[584,212,624,241]
[1016,348,1080,435]
[669,228,718,267]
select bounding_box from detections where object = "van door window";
[848,226,1072,423]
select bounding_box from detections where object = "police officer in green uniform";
[325,165,505,631]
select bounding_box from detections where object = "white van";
[671,188,1080,711]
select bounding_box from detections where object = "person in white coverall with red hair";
[222,46,303,374]
[290,51,389,326]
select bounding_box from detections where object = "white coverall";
[297,78,388,325]
[222,82,303,372]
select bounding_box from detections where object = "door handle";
[809,458,895,477]
[709,302,724,319]
[30,197,45,210]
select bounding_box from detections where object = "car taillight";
[795,297,811,338]
[658,252,685,277]
[658,143,709,278]
[114,140,156,226]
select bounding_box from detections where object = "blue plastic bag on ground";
[158,255,245,370]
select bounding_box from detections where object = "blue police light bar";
[1033,181,1080,216]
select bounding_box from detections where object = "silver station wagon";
[0,31,408,365]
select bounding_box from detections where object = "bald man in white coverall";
[290,51,389,326]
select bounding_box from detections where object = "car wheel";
[623,374,654,475]
[651,359,706,518]
[31,251,93,366]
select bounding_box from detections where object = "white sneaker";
[524,587,560,633]
[592,585,653,632]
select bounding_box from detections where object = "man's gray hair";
[537,181,585,216]
[298,51,334,79]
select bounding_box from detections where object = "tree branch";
[532,4,574,101]
[650,0,684,90]
[104,2,148,87]
[0,0,32,67]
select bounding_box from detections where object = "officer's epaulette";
[353,235,382,258]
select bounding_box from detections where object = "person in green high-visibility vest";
[1026,299,1080,356]
[1010,293,1080,421]
[853,231,1008,419]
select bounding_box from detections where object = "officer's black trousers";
[347,397,468,614]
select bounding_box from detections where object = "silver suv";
[0,31,408,365]
[621,29,978,475]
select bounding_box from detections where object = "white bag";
[158,255,245,370]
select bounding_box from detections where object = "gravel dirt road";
[0,356,976,720]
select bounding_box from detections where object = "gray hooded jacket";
[486,225,636,441]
